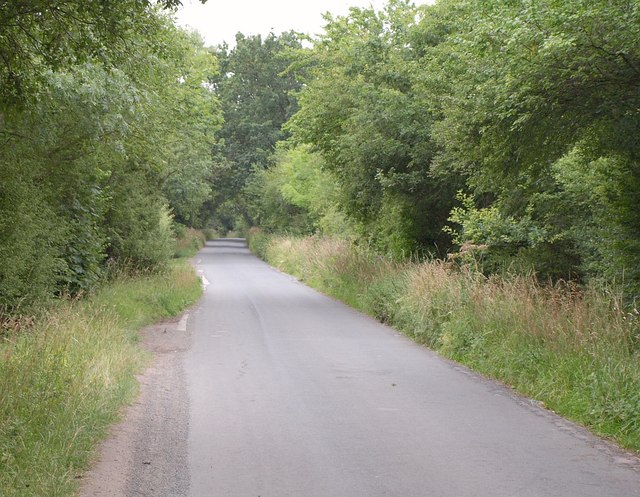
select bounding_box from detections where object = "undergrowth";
[173,225,207,258]
[0,261,202,497]
[248,230,640,452]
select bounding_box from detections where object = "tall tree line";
[237,0,640,298]
[4,0,639,309]
[203,31,304,231]
[0,1,220,312]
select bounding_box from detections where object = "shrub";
[174,225,206,258]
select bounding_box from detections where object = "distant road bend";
[84,238,640,497]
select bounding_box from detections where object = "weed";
[173,227,206,259]
[0,261,202,497]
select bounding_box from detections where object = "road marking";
[177,313,189,332]
[197,270,210,289]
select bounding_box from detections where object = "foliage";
[0,1,199,106]
[246,227,272,260]
[286,0,461,256]
[245,144,353,236]
[423,0,640,293]
[153,30,222,226]
[0,6,220,313]
[446,193,552,274]
[174,225,207,258]
[240,0,640,298]
[205,32,304,228]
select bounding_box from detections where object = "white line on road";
[197,270,210,289]
[177,313,189,332]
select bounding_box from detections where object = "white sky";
[175,0,430,47]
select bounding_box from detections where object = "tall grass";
[248,231,640,451]
[0,261,202,497]
[173,225,207,258]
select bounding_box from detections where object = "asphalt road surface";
[82,238,640,496]
[184,238,640,497]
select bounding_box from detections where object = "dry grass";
[0,261,202,497]
[174,227,206,258]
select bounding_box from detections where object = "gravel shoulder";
[78,313,192,497]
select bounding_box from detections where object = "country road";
[82,238,640,497]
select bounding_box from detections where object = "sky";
[175,0,429,47]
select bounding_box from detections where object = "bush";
[246,227,271,260]
[202,228,221,241]
[174,225,206,258]
[106,179,175,273]
[0,180,66,312]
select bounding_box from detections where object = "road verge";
[0,261,202,497]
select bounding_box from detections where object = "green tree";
[0,5,221,312]
[287,0,460,256]
[206,31,304,228]
[429,0,640,291]
[245,144,352,236]
[99,23,221,268]
[0,1,202,106]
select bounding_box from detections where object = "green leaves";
[284,0,459,255]
[240,0,640,296]
[205,32,304,228]
[401,0,639,290]
[0,5,221,312]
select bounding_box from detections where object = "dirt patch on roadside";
[78,313,192,497]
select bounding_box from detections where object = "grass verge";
[0,260,202,497]
[173,225,207,259]
[248,230,640,452]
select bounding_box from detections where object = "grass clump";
[0,261,202,497]
[173,225,207,259]
[248,232,640,452]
